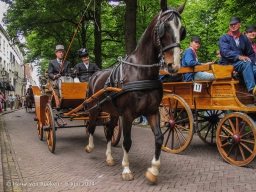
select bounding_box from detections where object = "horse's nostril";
[168,64,174,73]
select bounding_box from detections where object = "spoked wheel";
[104,116,123,146]
[45,103,56,153]
[160,94,194,153]
[216,112,256,166]
[37,121,43,141]
[196,110,225,145]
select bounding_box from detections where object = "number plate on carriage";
[193,83,202,92]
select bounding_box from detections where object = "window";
[3,40,5,55]
[0,35,2,51]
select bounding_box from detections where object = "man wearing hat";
[73,48,100,82]
[48,45,72,80]
[181,36,214,81]
[244,25,256,56]
[219,17,256,96]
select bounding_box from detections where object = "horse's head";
[155,0,186,73]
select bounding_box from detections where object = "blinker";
[159,22,165,38]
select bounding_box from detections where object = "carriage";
[32,74,122,153]
[31,0,252,184]
[159,64,256,167]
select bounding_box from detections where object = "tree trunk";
[124,0,137,55]
[94,0,102,69]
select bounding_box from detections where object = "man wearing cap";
[182,36,214,81]
[48,45,72,80]
[73,48,100,82]
[219,17,256,96]
[244,25,256,56]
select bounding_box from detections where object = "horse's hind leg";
[85,109,100,153]
[121,118,134,181]
[105,115,118,166]
[145,113,163,184]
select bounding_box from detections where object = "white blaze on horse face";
[164,18,181,72]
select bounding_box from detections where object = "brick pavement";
[1,109,256,192]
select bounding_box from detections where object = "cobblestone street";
[1,109,256,192]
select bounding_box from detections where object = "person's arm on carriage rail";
[181,36,214,82]
[219,17,256,96]
[48,45,72,81]
[73,48,100,82]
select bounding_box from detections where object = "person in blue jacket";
[219,16,256,96]
[182,36,214,81]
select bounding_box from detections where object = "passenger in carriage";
[244,25,256,57]
[73,48,100,82]
[181,36,215,81]
[48,45,72,80]
[219,17,256,96]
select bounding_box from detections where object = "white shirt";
[84,63,89,69]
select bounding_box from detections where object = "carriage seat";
[159,70,182,82]
[176,64,234,81]
[58,76,74,98]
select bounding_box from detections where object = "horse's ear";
[160,0,167,11]
[177,1,186,14]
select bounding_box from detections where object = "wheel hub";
[228,134,240,145]
[165,119,175,128]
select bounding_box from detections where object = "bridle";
[154,9,182,61]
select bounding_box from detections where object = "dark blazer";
[74,62,100,82]
[219,34,256,65]
[48,59,72,80]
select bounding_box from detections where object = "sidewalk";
[0,106,23,192]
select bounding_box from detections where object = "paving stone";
[1,109,256,192]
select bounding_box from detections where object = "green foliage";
[2,0,256,76]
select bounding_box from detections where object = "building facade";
[0,24,32,97]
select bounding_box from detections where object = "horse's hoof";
[106,159,115,166]
[85,145,93,153]
[145,170,158,184]
[121,173,134,181]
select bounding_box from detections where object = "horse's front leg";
[85,110,99,153]
[105,116,118,166]
[121,119,134,181]
[145,113,163,184]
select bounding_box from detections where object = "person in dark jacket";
[182,36,214,81]
[26,85,33,95]
[73,48,100,82]
[48,45,72,80]
[219,17,256,95]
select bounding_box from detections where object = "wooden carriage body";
[160,64,256,166]
[32,76,121,153]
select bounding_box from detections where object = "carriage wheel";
[196,110,225,145]
[45,103,56,153]
[104,117,123,147]
[216,112,256,166]
[160,94,194,153]
[37,121,43,141]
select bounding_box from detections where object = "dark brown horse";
[85,0,186,183]
[26,87,34,112]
